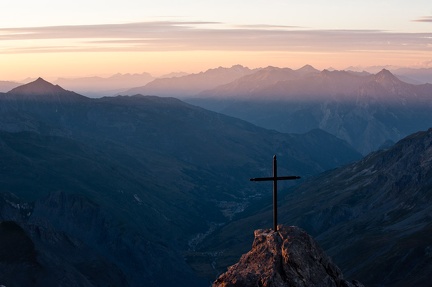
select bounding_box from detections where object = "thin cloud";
[413,16,432,22]
[233,24,302,29]
[0,22,214,40]
[0,21,431,54]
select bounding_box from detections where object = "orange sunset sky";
[1,0,431,80]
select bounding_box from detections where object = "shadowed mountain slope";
[199,128,432,287]
[0,78,361,286]
[189,68,432,154]
[7,77,87,102]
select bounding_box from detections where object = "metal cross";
[250,155,300,231]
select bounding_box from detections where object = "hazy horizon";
[4,63,432,85]
[1,0,431,81]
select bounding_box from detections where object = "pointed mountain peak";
[297,64,317,71]
[8,77,65,95]
[377,68,393,76]
[7,77,87,101]
[34,77,49,83]
[296,64,320,75]
[374,69,401,83]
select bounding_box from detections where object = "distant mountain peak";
[7,77,87,101]
[263,65,279,70]
[125,64,255,97]
[296,64,320,75]
[320,69,353,78]
[298,64,317,71]
[374,69,402,84]
[206,64,251,74]
[376,68,394,76]
[8,77,66,95]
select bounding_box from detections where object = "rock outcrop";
[213,225,363,287]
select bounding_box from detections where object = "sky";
[0,0,431,80]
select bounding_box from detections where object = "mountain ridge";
[9,77,68,95]
[0,78,362,286]
[124,65,256,97]
[199,68,429,102]
[198,128,432,287]
[5,77,87,102]
[55,72,155,97]
[188,68,432,154]
[0,80,22,93]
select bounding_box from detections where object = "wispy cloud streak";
[0,21,431,54]
[413,16,432,22]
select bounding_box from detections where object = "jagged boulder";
[213,225,363,287]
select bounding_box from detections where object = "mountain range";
[0,81,22,93]
[4,65,432,158]
[1,69,431,286]
[187,67,432,154]
[124,65,256,98]
[54,72,155,98]
[197,128,432,287]
[4,64,431,97]
[66,63,430,156]
[346,66,432,85]
[0,78,361,286]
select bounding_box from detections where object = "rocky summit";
[213,225,363,287]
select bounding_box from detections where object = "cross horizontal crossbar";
[250,155,301,231]
[250,176,300,182]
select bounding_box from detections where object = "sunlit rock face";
[213,225,363,287]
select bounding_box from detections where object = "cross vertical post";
[250,155,301,231]
[273,155,278,232]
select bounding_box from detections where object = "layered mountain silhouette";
[198,67,418,101]
[84,64,432,155]
[0,80,21,93]
[18,65,428,155]
[393,67,432,84]
[6,77,87,102]
[199,128,432,287]
[347,65,432,84]
[124,65,256,97]
[188,67,432,154]
[55,72,155,98]
[0,79,361,286]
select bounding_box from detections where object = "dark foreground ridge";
[213,225,363,287]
